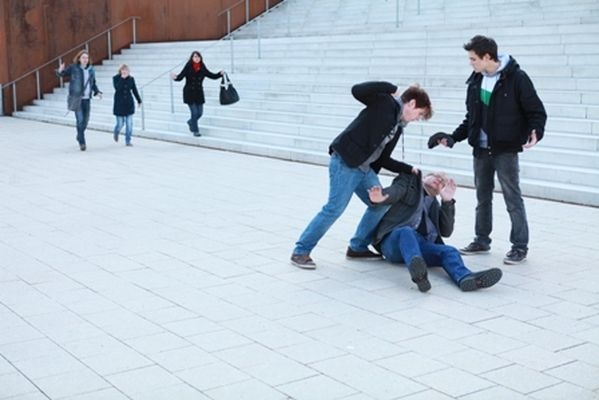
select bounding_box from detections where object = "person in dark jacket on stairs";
[170,51,223,137]
[428,35,547,265]
[291,81,433,269]
[113,64,142,146]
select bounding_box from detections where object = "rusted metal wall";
[0,0,282,115]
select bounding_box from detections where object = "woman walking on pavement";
[113,64,142,146]
[56,50,102,151]
[170,51,223,137]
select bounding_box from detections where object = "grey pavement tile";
[277,374,358,400]
[148,346,217,372]
[544,361,599,390]
[311,354,425,399]
[3,392,50,400]
[0,338,64,363]
[436,348,512,374]
[276,313,337,333]
[529,382,599,400]
[187,329,254,353]
[375,352,447,378]
[498,345,575,371]
[490,302,552,321]
[175,361,250,391]
[393,390,455,400]
[247,357,320,386]
[60,334,128,359]
[206,379,288,400]
[105,365,183,397]
[13,353,87,380]
[246,325,312,349]
[125,331,191,355]
[399,334,470,358]
[557,342,599,367]
[475,316,542,337]
[458,332,528,355]
[482,364,561,394]
[0,372,39,398]
[419,317,487,340]
[278,340,348,365]
[136,305,197,325]
[33,368,111,399]
[513,328,586,352]
[0,324,45,347]
[62,388,130,400]
[572,326,599,345]
[459,386,530,400]
[161,316,222,337]
[81,348,154,375]
[127,383,212,400]
[415,368,495,398]
[360,320,428,343]
[528,314,595,335]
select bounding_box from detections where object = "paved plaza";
[1,117,598,400]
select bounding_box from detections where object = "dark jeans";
[473,151,528,250]
[74,99,91,145]
[380,226,471,285]
[187,103,204,133]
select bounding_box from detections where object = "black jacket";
[174,62,221,104]
[112,75,142,116]
[451,56,547,155]
[329,81,413,174]
[373,171,455,247]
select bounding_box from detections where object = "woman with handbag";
[112,64,142,146]
[170,51,223,137]
[56,50,102,151]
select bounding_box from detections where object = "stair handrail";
[0,16,140,115]
[138,0,284,130]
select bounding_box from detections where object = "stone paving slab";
[0,117,598,400]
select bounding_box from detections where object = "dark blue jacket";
[329,81,413,174]
[451,56,547,155]
[113,75,142,116]
[56,64,101,111]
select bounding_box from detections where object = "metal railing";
[139,0,283,131]
[0,16,140,116]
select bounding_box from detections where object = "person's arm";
[351,81,397,106]
[437,178,456,237]
[91,71,102,97]
[56,63,71,77]
[171,64,188,81]
[130,77,142,105]
[373,134,415,174]
[518,70,547,146]
[368,173,413,206]
[203,65,222,80]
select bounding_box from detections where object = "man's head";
[399,85,433,123]
[463,35,499,73]
[423,171,448,196]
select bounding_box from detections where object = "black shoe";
[126,142,133,147]
[409,256,431,292]
[459,268,503,291]
[459,241,490,255]
[503,248,527,265]
[113,133,119,142]
[346,246,383,260]
[193,131,202,137]
[79,143,86,151]
[290,254,316,269]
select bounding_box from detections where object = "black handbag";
[219,73,239,105]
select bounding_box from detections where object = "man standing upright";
[291,81,433,269]
[428,35,547,265]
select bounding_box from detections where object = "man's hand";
[523,130,538,149]
[428,132,455,149]
[58,61,65,73]
[169,72,177,80]
[440,178,456,202]
[368,186,389,204]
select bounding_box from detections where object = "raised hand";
[440,178,456,202]
[368,186,389,204]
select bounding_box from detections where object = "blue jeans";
[114,115,133,144]
[187,103,203,133]
[381,226,472,285]
[293,153,389,255]
[74,99,91,145]
[473,152,528,250]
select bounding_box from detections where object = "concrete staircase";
[12,0,599,206]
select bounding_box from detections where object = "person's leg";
[348,168,389,253]
[292,154,363,257]
[495,153,528,251]
[187,103,200,134]
[113,116,124,142]
[420,242,472,285]
[75,100,90,148]
[472,153,495,247]
[381,227,430,292]
[124,114,133,145]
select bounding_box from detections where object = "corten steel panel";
[0,0,282,114]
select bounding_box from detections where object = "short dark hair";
[401,85,433,120]
[463,35,498,61]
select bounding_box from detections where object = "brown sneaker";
[290,254,316,269]
[346,246,383,260]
